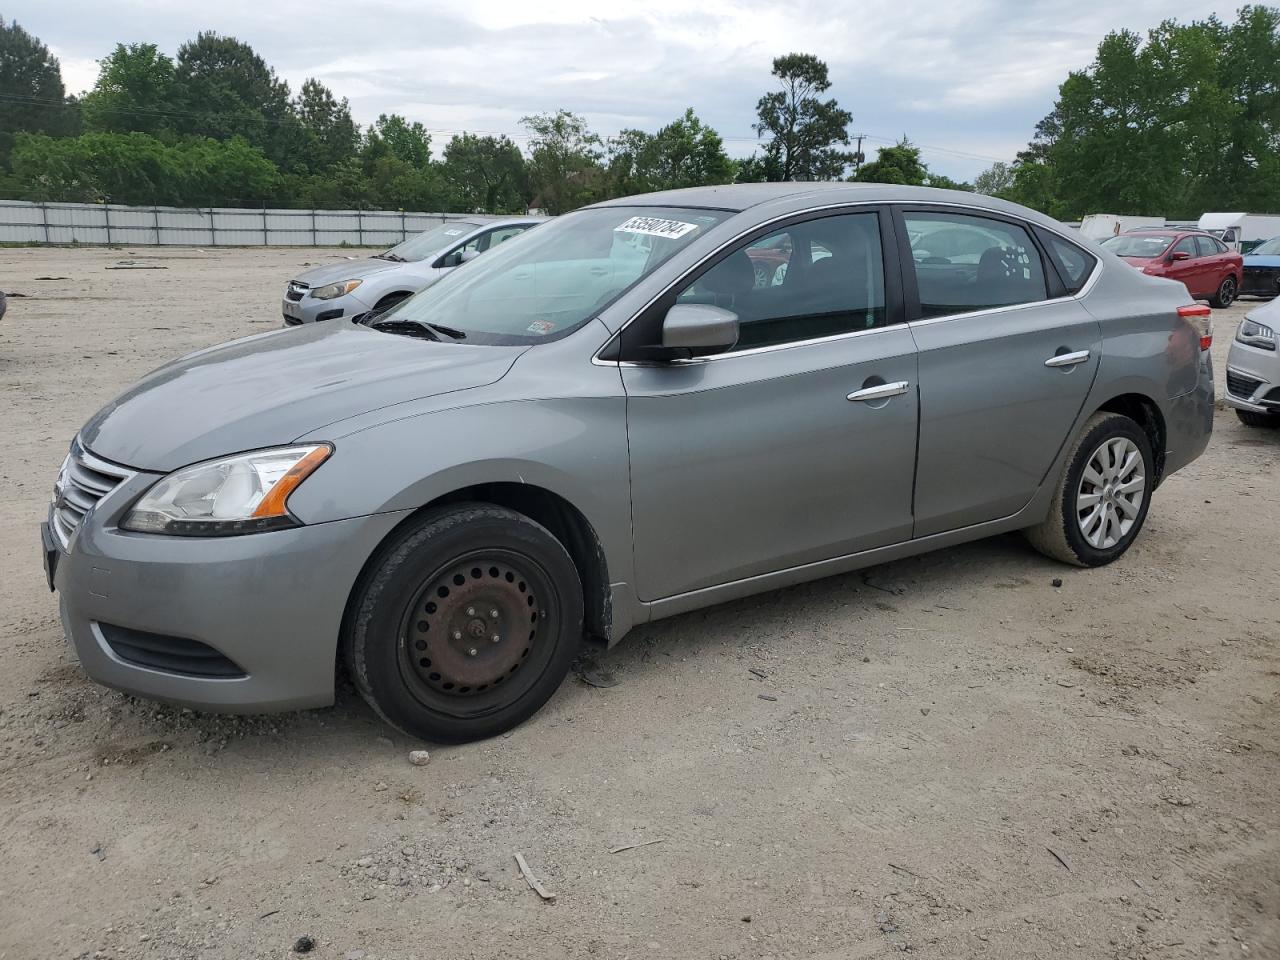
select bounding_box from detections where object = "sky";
[9,0,1245,181]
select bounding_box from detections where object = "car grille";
[97,623,247,679]
[1226,369,1264,400]
[52,442,133,548]
[285,280,309,302]
[1242,266,1280,296]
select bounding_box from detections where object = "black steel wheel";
[345,504,583,742]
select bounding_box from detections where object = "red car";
[1101,230,1243,307]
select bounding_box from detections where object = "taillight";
[1178,303,1213,350]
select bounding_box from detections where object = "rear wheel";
[1210,275,1237,308]
[345,504,584,742]
[1236,409,1280,428]
[1025,412,1154,567]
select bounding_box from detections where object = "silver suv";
[44,184,1214,742]
[282,217,543,325]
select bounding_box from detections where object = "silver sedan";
[46,183,1213,742]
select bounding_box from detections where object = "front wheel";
[1025,412,1154,567]
[1211,275,1237,308]
[345,504,584,743]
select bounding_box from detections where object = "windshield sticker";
[614,216,699,240]
[527,319,556,336]
[443,228,464,236]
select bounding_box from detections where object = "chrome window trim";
[591,198,1103,367]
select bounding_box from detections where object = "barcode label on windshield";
[614,216,699,240]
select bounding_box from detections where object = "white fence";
[0,200,481,247]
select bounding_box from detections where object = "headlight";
[1237,317,1276,351]
[311,279,362,300]
[121,445,331,536]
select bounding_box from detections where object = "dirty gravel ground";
[0,246,1276,960]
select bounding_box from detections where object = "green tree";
[1012,7,1280,219]
[973,160,1015,196]
[173,32,303,171]
[521,109,603,214]
[441,133,528,212]
[854,138,928,185]
[10,131,277,205]
[608,108,734,194]
[0,18,77,166]
[363,113,431,168]
[81,43,179,135]
[753,53,853,180]
[294,78,358,172]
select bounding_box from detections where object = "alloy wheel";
[1076,436,1146,549]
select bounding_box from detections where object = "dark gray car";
[43,183,1214,742]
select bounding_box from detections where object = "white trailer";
[1079,214,1166,241]
[1198,212,1280,251]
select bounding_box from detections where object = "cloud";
[10,0,1245,179]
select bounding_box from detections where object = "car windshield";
[1101,234,1176,258]
[381,221,483,262]
[378,206,730,344]
[1251,236,1280,256]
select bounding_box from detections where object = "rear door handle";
[847,381,909,402]
[1044,349,1091,368]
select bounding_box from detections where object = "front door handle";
[847,381,909,402]
[1044,349,1091,368]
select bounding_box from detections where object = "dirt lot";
[0,246,1276,960]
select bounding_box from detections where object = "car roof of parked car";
[588,182,1027,216]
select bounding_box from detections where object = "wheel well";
[1095,393,1166,484]
[393,483,612,642]
[374,290,414,309]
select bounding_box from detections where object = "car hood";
[81,321,523,472]
[1243,254,1280,268]
[293,257,410,285]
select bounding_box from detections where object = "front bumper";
[1223,339,1279,414]
[50,496,409,713]
[1240,267,1280,299]
[282,289,374,326]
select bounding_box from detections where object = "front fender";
[286,396,633,592]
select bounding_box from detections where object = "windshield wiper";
[375,252,406,261]
[422,321,467,340]
[366,316,467,341]
[367,316,441,340]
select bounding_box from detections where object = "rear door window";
[903,211,1048,318]
[1194,235,1220,257]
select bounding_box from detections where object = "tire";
[344,503,584,743]
[1210,275,1237,309]
[1236,409,1280,428]
[1025,412,1155,567]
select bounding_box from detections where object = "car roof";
[1122,229,1211,238]
[591,182,1011,214]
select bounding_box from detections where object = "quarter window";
[1038,230,1095,294]
[674,212,887,350]
[904,212,1048,318]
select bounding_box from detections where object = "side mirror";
[458,249,479,264]
[1170,250,1191,262]
[661,303,739,353]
